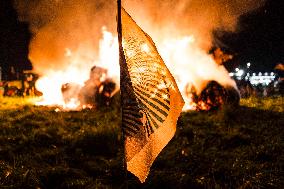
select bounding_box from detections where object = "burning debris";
[185,81,240,111]
[61,66,117,110]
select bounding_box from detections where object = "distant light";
[247,62,251,67]
[235,68,239,72]
[229,72,234,77]
[248,74,275,86]
[236,69,244,77]
[246,73,250,76]
[271,72,274,76]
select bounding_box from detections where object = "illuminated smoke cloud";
[13,0,117,75]
[13,0,266,71]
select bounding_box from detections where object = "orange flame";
[35,27,119,109]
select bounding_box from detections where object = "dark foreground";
[0,96,283,188]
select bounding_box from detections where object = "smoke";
[13,0,117,75]
[124,0,266,50]
[13,0,265,75]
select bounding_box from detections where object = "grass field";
[0,96,283,188]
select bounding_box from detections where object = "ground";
[0,96,283,188]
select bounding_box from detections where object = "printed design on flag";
[121,37,171,138]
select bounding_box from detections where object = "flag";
[118,6,184,183]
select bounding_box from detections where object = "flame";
[34,27,236,111]
[157,36,236,110]
[35,27,119,109]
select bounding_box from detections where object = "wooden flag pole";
[117,0,128,188]
[117,0,122,44]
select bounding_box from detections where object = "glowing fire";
[35,26,236,111]
[157,36,237,110]
[35,27,119,109]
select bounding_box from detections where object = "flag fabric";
[118,7,184,183]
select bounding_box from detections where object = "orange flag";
[117,6,184,183]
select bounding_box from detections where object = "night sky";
[0,0,32,78]
[214,0,284,72]
[0,0,283,78]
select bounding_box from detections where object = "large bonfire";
[13,0,263,111]
[34,26,238,111]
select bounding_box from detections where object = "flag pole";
[117,0,122,44]
[117,0,128,188]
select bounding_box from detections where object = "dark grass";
[0,96,283,188]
